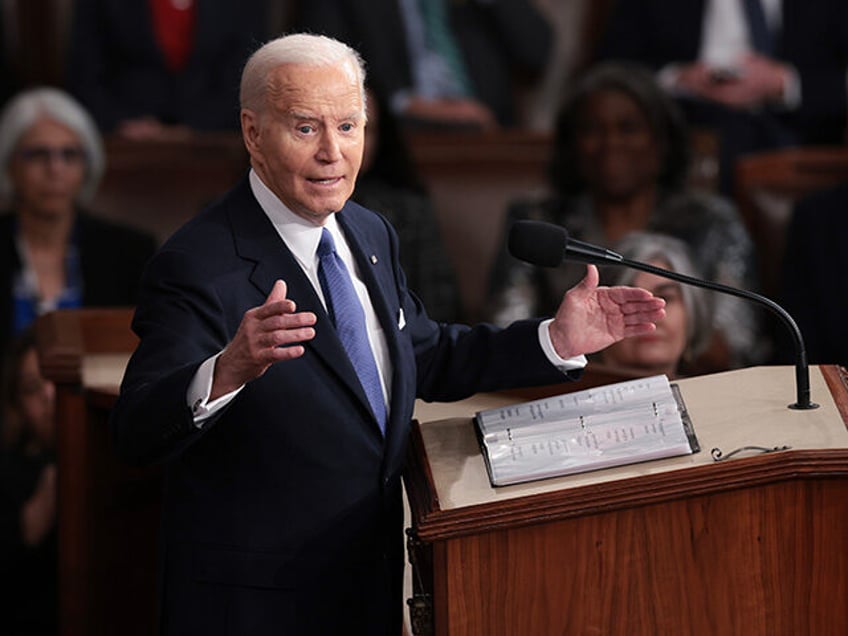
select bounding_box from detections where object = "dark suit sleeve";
[110,246,235,466]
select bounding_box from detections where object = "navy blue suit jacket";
[110,176,568,634]
[598,0,848,143]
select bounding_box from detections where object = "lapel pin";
[370,254,378,264]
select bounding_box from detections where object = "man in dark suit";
[110,33,665,635]
[597,0,848,191]
[296,0,553,128]
[780,182,848,365]
[66,0,269,136]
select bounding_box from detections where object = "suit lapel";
[337,208,407,442]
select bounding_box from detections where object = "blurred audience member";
[486,63,763,369]
[295,0,553,130]
[0,329,58,635]
[354,89,461,321]
[66,0,268,138]
[594,232,713,378]
[597,0,848,193]
[780,182,848,365]
[0,87,157,357]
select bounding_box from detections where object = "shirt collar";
[248,169,344,270]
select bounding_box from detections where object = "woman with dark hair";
[487,62,763,370]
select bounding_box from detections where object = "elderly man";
[110,34,665,635]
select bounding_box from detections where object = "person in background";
[487,62,763,371]
[779,182,848,366]
[0,87,157,357]
[354,88,461,322]
[109,33,666,635]
[594,232,713,379]
[66,0,269,138]
[0,328,58,635]
[596,0,848,193]
[295,0,553,130]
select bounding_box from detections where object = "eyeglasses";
[14,145,86,165]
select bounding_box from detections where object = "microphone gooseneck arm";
[507,219,817,410]
[608,256,818,410]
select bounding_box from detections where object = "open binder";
[474,374,700,486]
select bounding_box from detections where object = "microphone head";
[508,220,568,268]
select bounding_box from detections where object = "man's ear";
[241,109,262,159]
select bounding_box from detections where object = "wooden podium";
[36,308,160,636]
[405,366,848,635]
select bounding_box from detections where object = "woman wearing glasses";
[0,88,156,356]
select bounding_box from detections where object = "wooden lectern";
[405,366,848,635]
[36,308,160,636]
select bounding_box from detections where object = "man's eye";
[340,123,353,132]
[297,125,313,134]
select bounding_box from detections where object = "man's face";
[242,61,365,225]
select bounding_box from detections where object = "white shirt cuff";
[187,353,244,427]
[538,319,587,372]
[780,65,801,110]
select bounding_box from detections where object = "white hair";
[240,33,367,113]
[0,87,105,204]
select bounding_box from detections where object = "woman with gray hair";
[0,87,156,356]
[595,231,714,378]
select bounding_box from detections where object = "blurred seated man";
[596,0,848,193]
[66,0,269,139]
[295,0,553,130]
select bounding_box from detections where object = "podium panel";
[405,366,848,635]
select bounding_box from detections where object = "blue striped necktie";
[317,228,387,434]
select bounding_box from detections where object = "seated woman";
[593,232,713,379]
[0,329,58,634]
[486,62,764,370]
[0,87,157,357]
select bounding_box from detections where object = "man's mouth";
[308,176,342,185]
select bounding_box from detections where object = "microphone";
[508,220,818,410]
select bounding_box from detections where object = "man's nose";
[316,131,342,162]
